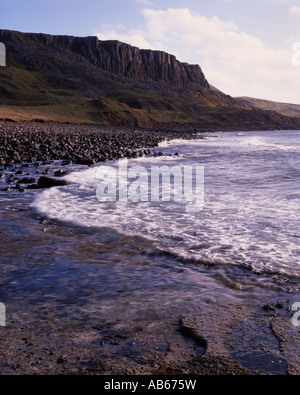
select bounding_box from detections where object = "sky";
[2,0,300,104]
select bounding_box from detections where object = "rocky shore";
[0,121,201,192]
[1,121,299,376]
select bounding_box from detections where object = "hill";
[236,97,300,119]
[0,29,300,130]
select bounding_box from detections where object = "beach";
[0,122,299,375]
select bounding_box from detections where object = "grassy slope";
[0,54,251,127]
[236,96,300,119]
[0,33,300,129]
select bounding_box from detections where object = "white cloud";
[289,5,300,13]
[96,24,155,49]
[95,7,300,104]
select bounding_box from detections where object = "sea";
[0,130,299,373]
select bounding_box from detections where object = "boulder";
[54,169,70,177]
[18,177,36,184]
[75,157,95,165]
[37,176,70,189]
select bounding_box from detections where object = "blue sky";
[2,0,300,103]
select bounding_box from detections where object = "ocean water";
[33,130,300,279]
[0,131,299,374]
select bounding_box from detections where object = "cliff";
[0,30,209,90]
[0,29,300,129]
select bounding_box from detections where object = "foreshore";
[0,122,203,192]
[0,122,299,376]
[0,122,202,164]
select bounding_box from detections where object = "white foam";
[32,131,300,277]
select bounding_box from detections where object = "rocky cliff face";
[2,29,300,129]
[0,30,209,90]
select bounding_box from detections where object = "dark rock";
[0,123,203,175]
[56,356,68,364]
[27,184,40,190]
[54,169,70,177]
[18,177,36,184]
[75,157,95,166]
[37,176,70,189]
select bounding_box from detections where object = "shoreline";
[1,121,298,194]
[0,121,202,164]
[0,122,299,375]
[0,122,202,193]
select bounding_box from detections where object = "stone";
[37,176,70,189]
[75,157,95,166]
[18,177,36,184]
[54,169,70,177]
